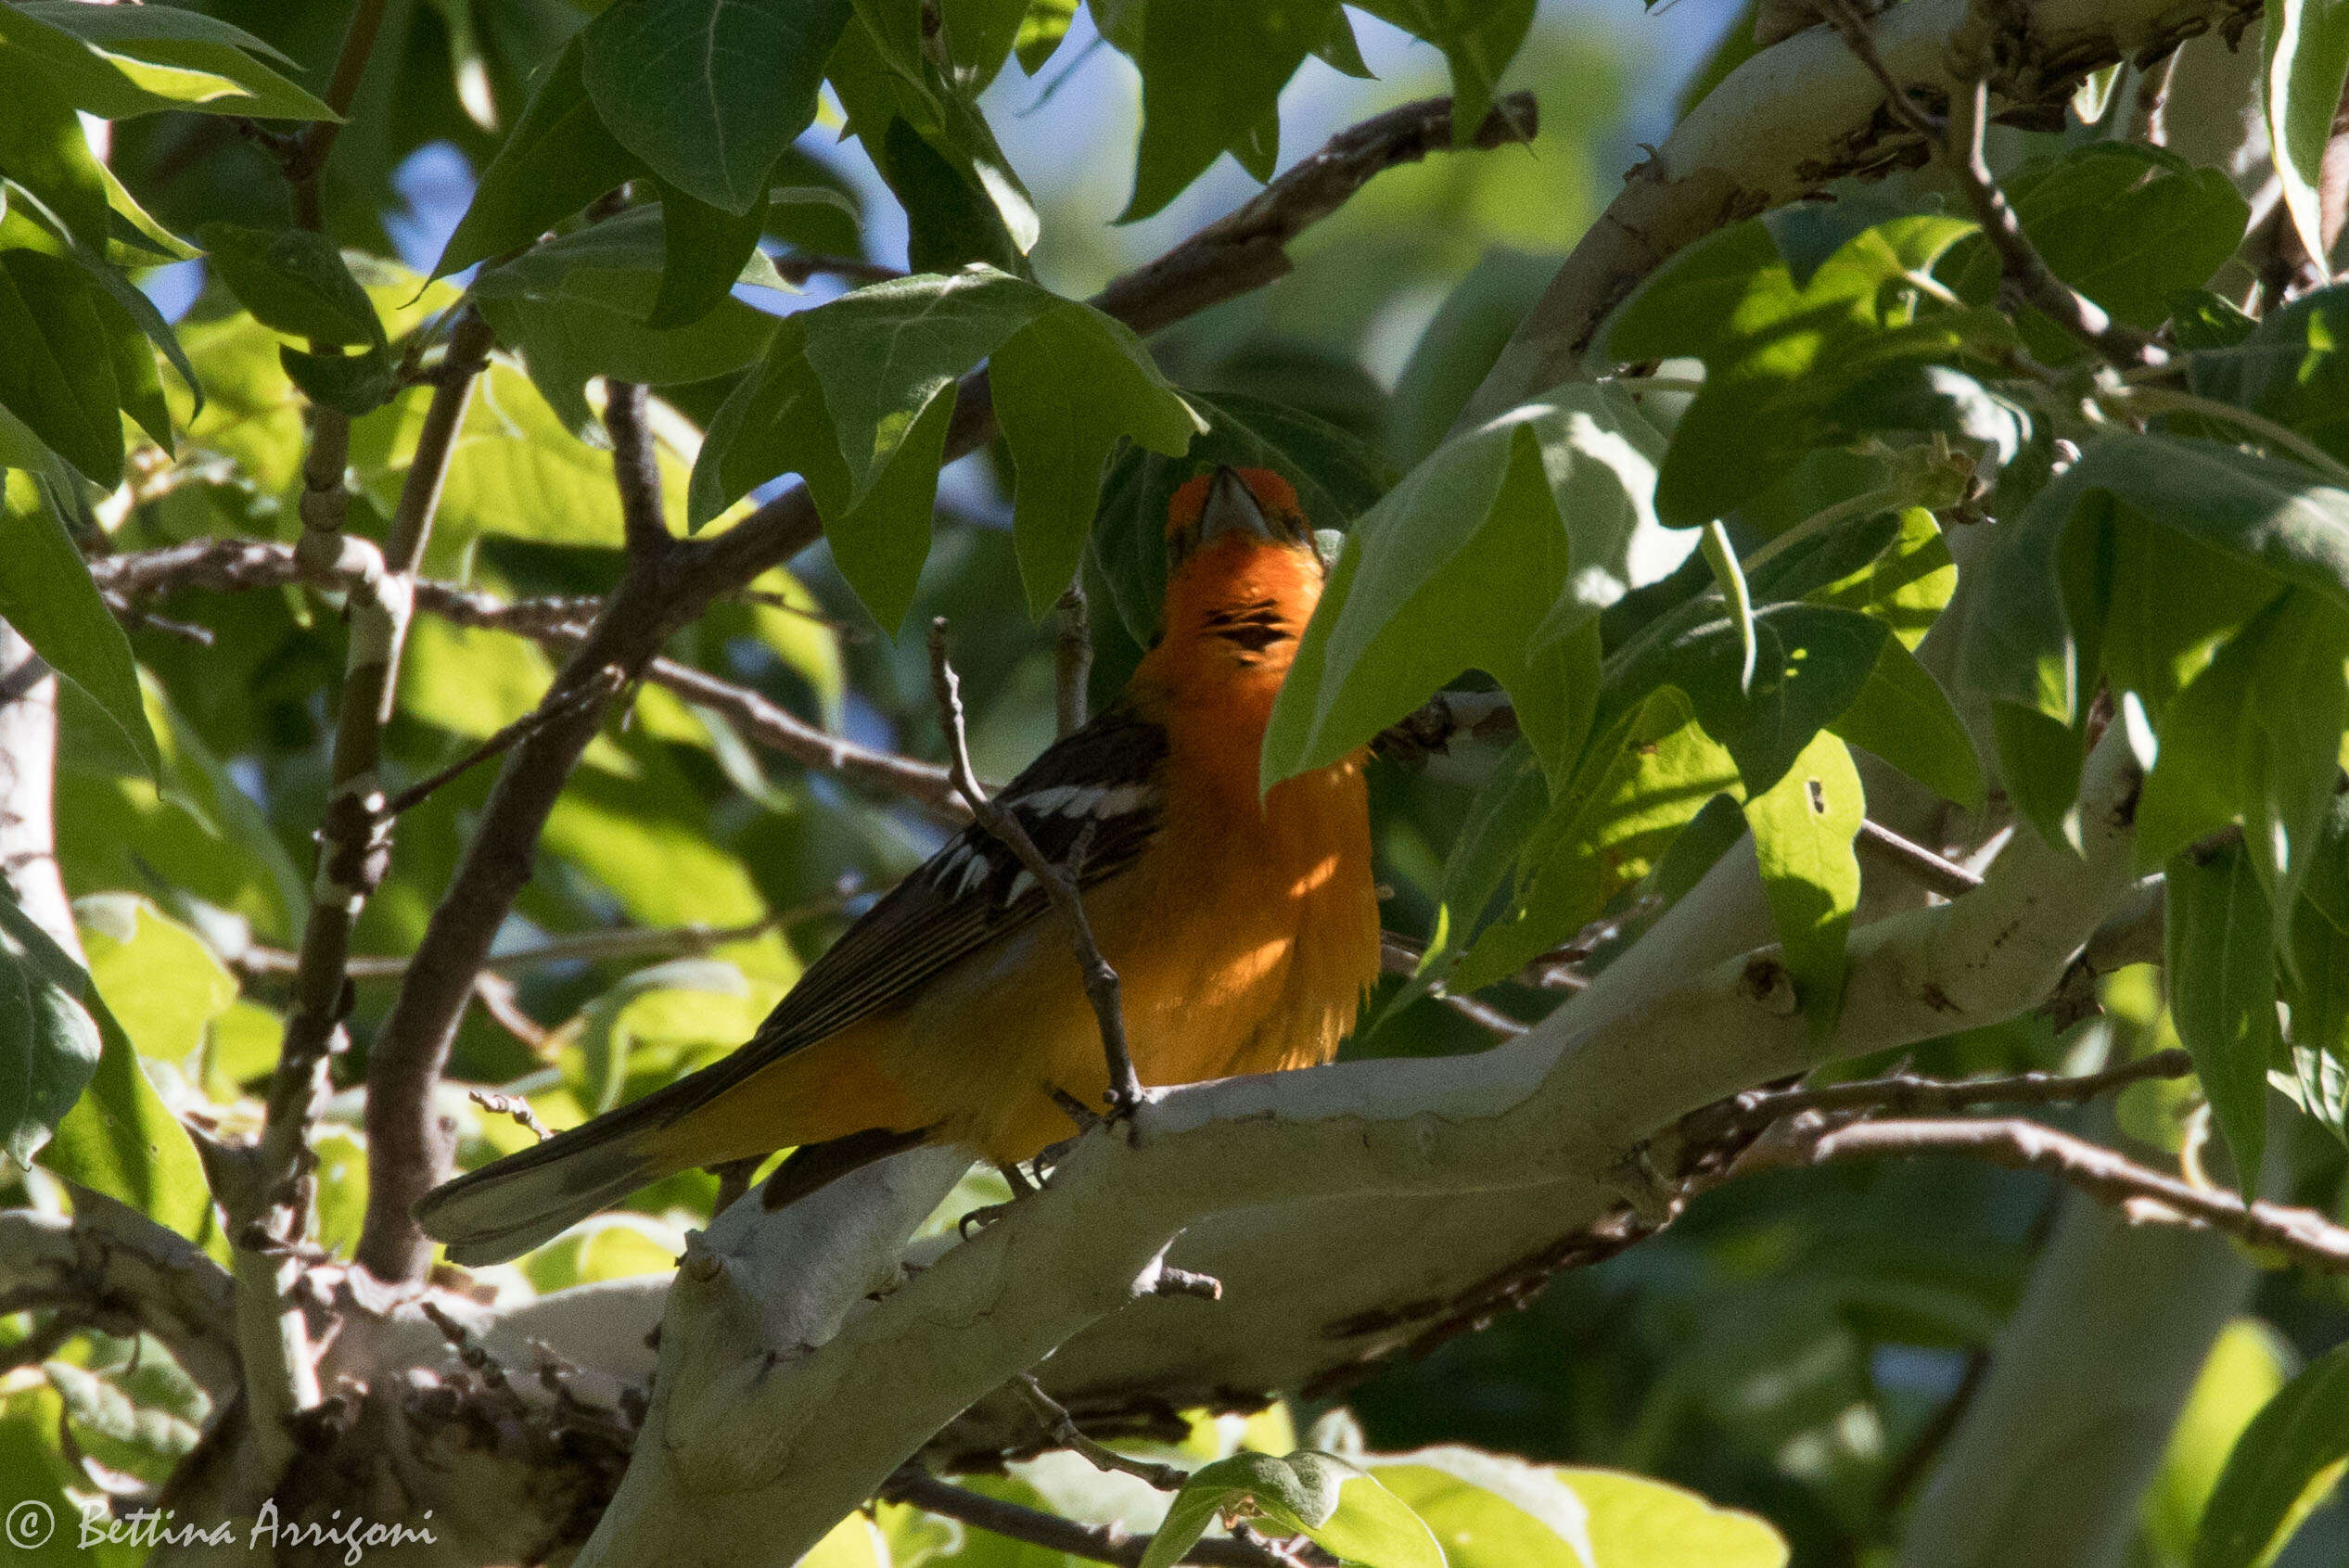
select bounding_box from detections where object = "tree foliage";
[5,1,2349,1565]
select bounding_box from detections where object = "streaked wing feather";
[670,703,1169,1115]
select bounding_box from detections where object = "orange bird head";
[1146,465,1326,711]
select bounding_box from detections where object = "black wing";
[676,701,1169,1101]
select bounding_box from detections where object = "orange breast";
[874,750,1380,1164]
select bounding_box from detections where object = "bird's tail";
[415,1078,696,1268]
[415,1032,932,1267]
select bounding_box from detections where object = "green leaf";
[0,4,252,120]
[3,891,212,1246]
[281,342,395,417]
[1801,505,1956,651]
[0,248,124,485]
[991,305,1202,616]
[355,362,698,555]
[1368,1448,1589,1568]
[1386,247,1557,469]
[583,0,853,215]
[1744,729,1864,1032]
[470,206,781,433]
[1266,388,1665,788]
[74,895,236,1064]
[0,53,112,252]
[1945,143,2248,363]
[435,36,644,279]
[1015,0,1078,72]
[2193,1339,2349,1568]
[827,15,1038,273]
[1604,214,1993,529]
[1117,0,1335,222]
[0,889,100,1168]
[0,472,160,778]
[1452,688,1738,993]
[198,223,386,351]
[1644,604,1887,798]
[1555,1467,1791,1566]
[564,959,753,1115]
[2188,287,2349,465]
[2144,1319,2296,1563]
[1960,433,2349,727]
[2135,593,2349,951]
[693,269,1195,626]
[2263,0,2349,273]
[1411,740,1548,986]
[2166,838,2278,1193]
[648,180,771,328]
[2283,798,2349,1108]
[1828,636,1985,809]
[941,0,1031,89]
[1094,388,1394,645]
[2172,288,2260,351]
[1992,700,2087,855]
[14,1,335,121]
[1142,1451,1444,1568]
[1353,0,1537,138]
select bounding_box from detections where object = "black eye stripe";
[1213,623,1292,653]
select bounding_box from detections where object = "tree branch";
[574,733,2147,1565]
[237,305,490,1479]
[1820,0,2164,370]
[1715,1048,2190,1131]
[1791,1115,2349,1271]
[0,1204,239,1403]
[1468,0,2238,414]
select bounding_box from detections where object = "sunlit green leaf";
[1743,728,1863,1031]
[1602,214,1990,529]
[75,894,236,1064]
[1266,388,1665,788]
[2262,0,2349,277]
[0,471,160,778]
[2194,1337,2349,1567]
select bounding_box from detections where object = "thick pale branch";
[1469,0,2253,414]
[0,1205,239,1402]
[575,736,2146,1565]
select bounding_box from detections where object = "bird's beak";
[1196,465,1273,544]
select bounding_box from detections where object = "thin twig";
[381,669,624,818]
[1013,1374,1190,1491]
[1376,936,1526,1038]
[879,1468,1302,1568]
[233,889,858,981]
[470,971,548,1052]
[1055,583,1092,738]
[1819,0,2163,370]
[1720,1049,2190,1129]
[1793,1116,2349,1271]
[1857,820,1983,898]
[930,620,1144,1116]
[467,1089,551,1142]
[93,540,968,816]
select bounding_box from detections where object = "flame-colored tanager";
[417,466,1378,1265]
